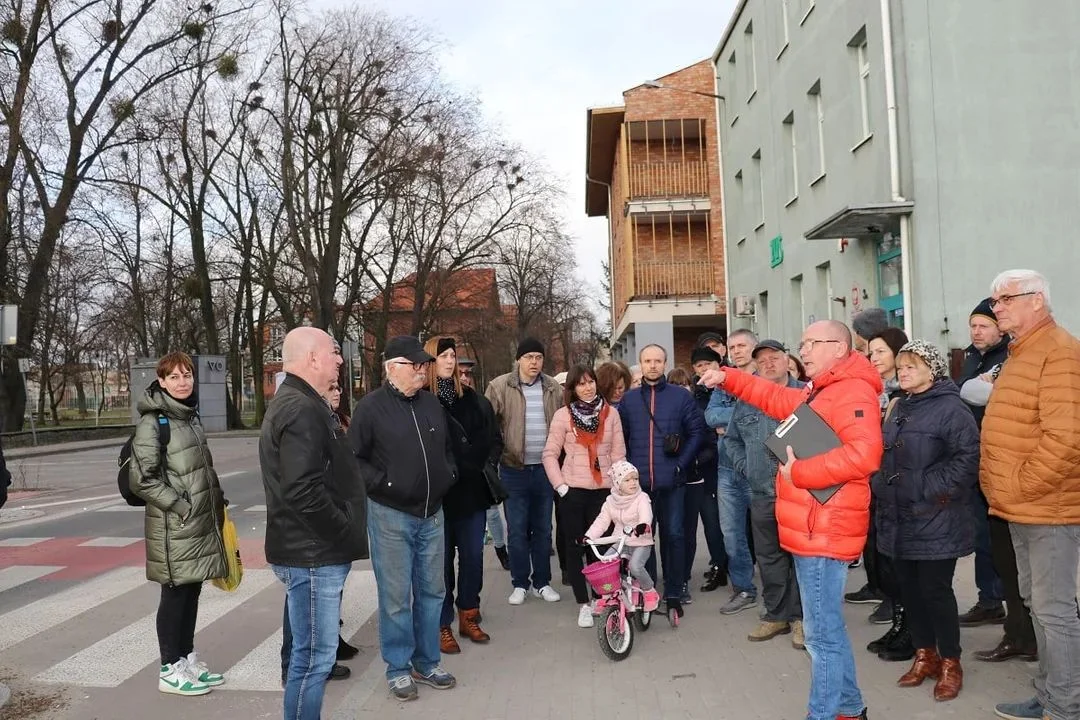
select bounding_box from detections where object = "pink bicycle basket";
[582,558,622,595]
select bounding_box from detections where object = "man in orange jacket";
[980,270,1080,720]
[700,319,882,720]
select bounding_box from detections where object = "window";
[808,80,826,180]
[791,274,805,340]
[850,28,872,142]
[778,0,790,57]
[757,291,769,336]
[782,112,798,203]
[727,51,739,123]
[877,233,905,325]
[744,22,758,101]
[800,0,816,25]
[751,149,764,229]
[734,169,745,242]
[817,262,833,320]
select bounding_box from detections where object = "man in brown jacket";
[980,269,1080,720]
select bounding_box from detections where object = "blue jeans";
[367,498,445,680]
[442,509,487,626]
[486,506,505,547]
[271,562,351,720]
[794,555,865,720]
[500,464,553,590]
[644,484,686,600]
[972,489,1004,606]
[718,465,756,596]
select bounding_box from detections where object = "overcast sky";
[313,0,739,289]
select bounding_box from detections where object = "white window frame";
[857,40,871,140]
[752,150,765,229]
[745,23,758,102]
[783,113,798,203]
[812,88,826,180]
[777,0,791,58]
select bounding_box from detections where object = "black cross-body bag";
[641,387,682,457]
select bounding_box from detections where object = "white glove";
[556,484,569,497]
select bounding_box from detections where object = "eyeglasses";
[519,353,544,362]
[797,339,841,353]
[391,360,428,370]
[989,292,1036,308]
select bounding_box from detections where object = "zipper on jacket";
[409,406,432,516]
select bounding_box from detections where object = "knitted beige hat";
[608,460,639,490]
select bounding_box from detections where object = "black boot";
[867,601,902,653]
[700,565,728,592]
[494,545,510,571]
[337,635,359,661]
[877,604,915,662]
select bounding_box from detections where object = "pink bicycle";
[582,533,678,661]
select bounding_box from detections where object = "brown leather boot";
[439,626,461,654]
[897,647,941,687]
[458,608,490,644]
[933,657,963,701]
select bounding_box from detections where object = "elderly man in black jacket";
[260,327,368,720]
[350,335,458,702]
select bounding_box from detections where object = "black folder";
[764,403,844,504]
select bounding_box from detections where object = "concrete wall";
[128,355,228,432]
[715,0,894,347]
[715,0,1080,350]
[899,0,1080,341]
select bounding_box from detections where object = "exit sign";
[769,235,784,268]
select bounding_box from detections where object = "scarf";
[570,398,608,485]
[436,377,458,407]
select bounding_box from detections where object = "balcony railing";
[633,259,715,298]
[628,160,709,200]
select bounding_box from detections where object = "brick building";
[585,59,727,369]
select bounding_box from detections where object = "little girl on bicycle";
[584,460,660,612]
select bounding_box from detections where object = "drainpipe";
[879,0,913,338]
[586,175,616,351]
[711,67,732,334]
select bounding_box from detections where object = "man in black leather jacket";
[260,327,367,718]
[349,335,458,701]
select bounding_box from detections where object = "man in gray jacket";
[725,339,805,648]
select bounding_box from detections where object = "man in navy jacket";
[620,344,706,616]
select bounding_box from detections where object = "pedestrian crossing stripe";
[0,566,148,653]
[223,570,377,691]
[0,565,378,692]
[34,569,277,687]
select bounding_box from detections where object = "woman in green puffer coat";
[130,351,228,698]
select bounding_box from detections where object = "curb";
[6,430,262,460]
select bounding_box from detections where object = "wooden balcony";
[632,259,715,299]
[628,160,709,200]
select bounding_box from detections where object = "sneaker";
[159,659,211,696]
[837,710,868,720]
[868,599,893,624]
[643,589,660,612]
[185,652,224,687]
[508,587,527,605]
[994,698,1044,720]
[411,665,456,690]
[848,557,862,569]
[577,603,594,628]
[747,620,791,642]
[388,674,418,701]
[719,590,758,615]
[959,602,1006,627]
[680,583,693,605]
[791,620,805,650]
[532,585,561,602]
[844,583,885,604]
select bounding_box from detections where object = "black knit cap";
[516,337,545,359]
[970,297,997,324]
[690,346,723,365]
[436,337,456,356]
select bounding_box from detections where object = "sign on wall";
[769,236,784,268]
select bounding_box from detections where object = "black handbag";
[641,389,682,457]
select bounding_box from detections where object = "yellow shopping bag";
[212,507,243,592]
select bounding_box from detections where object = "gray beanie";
[898,339,949,381]
[852,307,889,340]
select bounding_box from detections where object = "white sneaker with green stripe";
[159,658,211,696]
[186,651,225,686]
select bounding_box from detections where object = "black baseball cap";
[457,358,477,368]
[696,331,726,348]
[383,335,434,364]
[751,339,787,358]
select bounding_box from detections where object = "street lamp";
[642,79,725,101]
